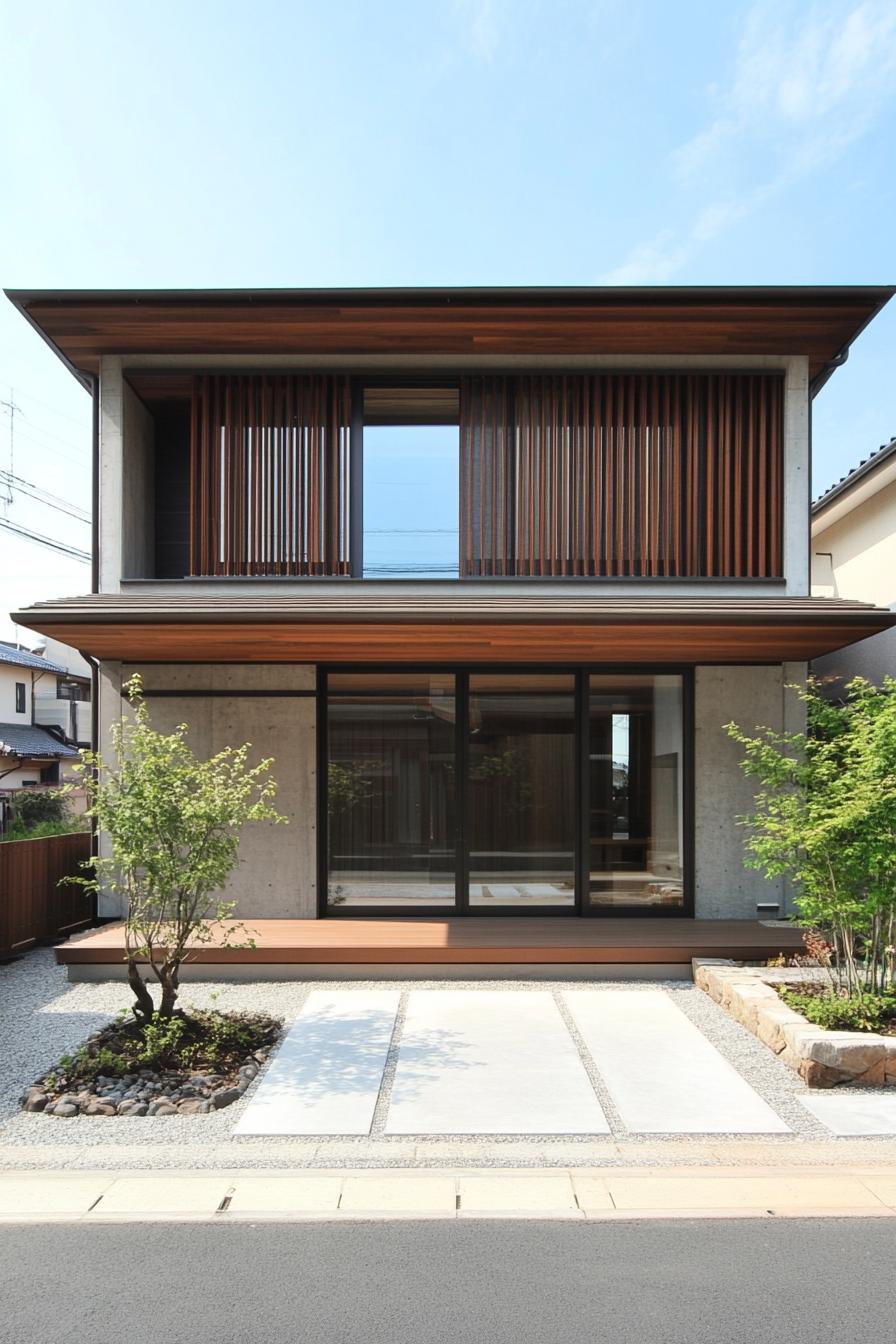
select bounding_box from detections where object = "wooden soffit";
[11,593,896,665]
[6,286,894,391]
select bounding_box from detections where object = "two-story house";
[811,434,896,692]
[7,286,896,969]
[0,641,85,795]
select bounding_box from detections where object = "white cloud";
[601,0,896,284]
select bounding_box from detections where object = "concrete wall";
[99,357,155,588]
[96,663,317,920]
[694,662,805,919]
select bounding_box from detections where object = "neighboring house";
[811,435,896,692]
[0,642,86,790]
[7,285,896,927]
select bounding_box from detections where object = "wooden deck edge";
[55,944,797,967]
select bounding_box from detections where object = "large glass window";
[327,674,457,908]
[468,674,576,907]
[325,669,688,914]
[587,674,684,908]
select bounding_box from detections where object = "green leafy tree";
[727,676,896,996]
[71,675,286,1022]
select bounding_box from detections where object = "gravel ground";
[1,947,894,1170]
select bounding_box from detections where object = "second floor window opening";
[363,425,459,578]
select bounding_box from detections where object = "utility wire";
[0,516,90,562]
[0,469,90,523]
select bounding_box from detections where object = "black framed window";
[15,682,25,714]
[321,667,692,917]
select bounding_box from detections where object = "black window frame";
[15,681,25,715]
[318,663,694,920]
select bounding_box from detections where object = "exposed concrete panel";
[783,357,810,596]
[133,664,316,692]
[695,665,792,919]
[121,380,155,579]
[96,663,316,920]
[98,358,124,593]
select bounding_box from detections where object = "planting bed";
[694,959,896,1088]
[21,1010,283,1117]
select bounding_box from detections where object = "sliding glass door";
[586,675,685,909]
[468,675,576,907]
[326,673,457,908]
[324,669,689,915]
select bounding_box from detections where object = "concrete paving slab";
[564,988,790,1134]
[386,990,608,1135]
[226,1177,342,1214]
[340,1176,457,1213]
[799,1093,896,1136]
[0,1175,112,1215]
[234,989,400,1136]
[90,1176,231,1215]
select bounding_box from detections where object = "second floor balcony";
[129,369,786,586]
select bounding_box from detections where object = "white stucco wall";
[694,662,806,919]
[96,663,317,920]
[811,477,896,688]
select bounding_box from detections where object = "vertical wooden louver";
[460,373,783,578]
[190,374,352,576]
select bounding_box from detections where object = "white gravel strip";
[2,947,894,1170]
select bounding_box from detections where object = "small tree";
[727,676,896,996]
[72,675,286,1022]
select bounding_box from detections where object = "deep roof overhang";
[5,286,893,394]
[11,592,896,665]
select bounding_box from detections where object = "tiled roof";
[0,723,80,759]
[0,643,69,675]
[813,435,896,512]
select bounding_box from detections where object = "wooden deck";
[55,917,804,968]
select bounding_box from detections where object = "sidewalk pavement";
[3,1165,896,1221]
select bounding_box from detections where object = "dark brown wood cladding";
[190,374,352,576]
[18,289,893,386]
[459,374,783,578]
[17,617,895,666]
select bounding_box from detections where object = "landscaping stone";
[692,957,896,1089]
[177,1099,212,1115]
[211,1087,242,1109]
[52,1103,78,1117]
[147,1100,178,1117]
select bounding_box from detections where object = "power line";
[0,516,90,562]
[0,469,90,523]
[10,384,91,429]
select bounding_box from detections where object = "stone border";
[693,959,896,1088]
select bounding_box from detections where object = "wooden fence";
[0,831,93,959]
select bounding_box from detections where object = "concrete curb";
[3,1165,896,1222]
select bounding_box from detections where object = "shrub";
[779,987,896,1033]
[727,676,896,997]
[11,789,68,829]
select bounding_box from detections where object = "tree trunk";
[127,959,155,1024]
[158,961,180,1018]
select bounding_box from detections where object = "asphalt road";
[1,1218,892,1344]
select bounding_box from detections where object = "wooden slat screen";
[190,374,352,576]
[460,373,783,578]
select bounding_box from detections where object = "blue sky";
[1,0,894,631]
